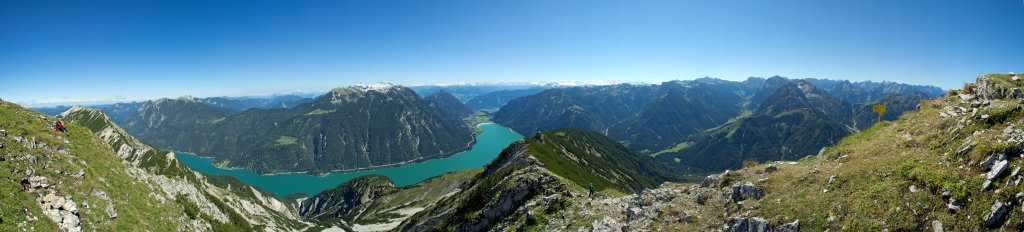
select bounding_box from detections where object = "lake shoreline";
[174,122,524,197]
[178,122,503,177]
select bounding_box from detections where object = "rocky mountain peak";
[352,82,399,92]
[177,95,197,102]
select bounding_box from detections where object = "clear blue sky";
[2,0,1022,105]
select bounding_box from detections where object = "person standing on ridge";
[587,183,595,198]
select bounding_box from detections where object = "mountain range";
[113,84,475,174]
[494,77,944,172]
[9,73,1024,231]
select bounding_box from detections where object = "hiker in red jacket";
[54,119,67,133]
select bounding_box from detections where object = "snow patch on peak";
[177,95,197,102]
[795,81,822,99]
[352,82,399,92]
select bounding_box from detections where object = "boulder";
[957,142,977,157]
[932,220,943,232]
[106,204,118,219]
[22,175,50,190]
[0,129,6,137]
[59,210,81,232]
[975,76,1009,100]
[725,217,799,232]
[764,166,779,173]
[979,153,1006,171]
[725,217,769,232]
[731,182,764,202]
[695,192,706,205]
[987,160,1009,180]
[590,216,623,232]
[60,196,77,213]
[948,198,961,212]
[984,201,1008,228]
[701,174,723,188]
[1012,88,1023,99]
[775,220,800,232]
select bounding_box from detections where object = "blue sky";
[2,0,1022,106]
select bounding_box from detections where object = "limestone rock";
[22,175,50,190]
[775,220,800,232]
[957,142,977,157]
[980,153,1006,171]
[730,182,764,202]
[725,217,769,232]
[106,204,118,219]
[725,217,799,232]
[987,160,1009,180]
[590,216,623,232]
[701,174,723,188]
[948,198,961,212]
[984,201,1008,228]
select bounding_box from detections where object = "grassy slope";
[0,101,187,231]
[745,74,1023,230]
[57,105,308,231]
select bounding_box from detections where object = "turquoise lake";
[175,123,523,197]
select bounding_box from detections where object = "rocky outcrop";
[731,182,765,202]
[725,217,799,232]
[38,192,81,232]
[298,175,396,222]
[702,174,723,187]
[984,201,1008,228]
[987,160,1009,180]
[21,174,81,232]
[973,75,1011,100]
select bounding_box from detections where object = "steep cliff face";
[298,175,396,223]
[296,170,479,231]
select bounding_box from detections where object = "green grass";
[305,108,336,115]
[0,101,188,231]
[274,136,298,146]
[464,112,492,134]
[526,139,627,194]
[747,82,1024,230]
[214,159,233,169]
[651,141,693,157]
